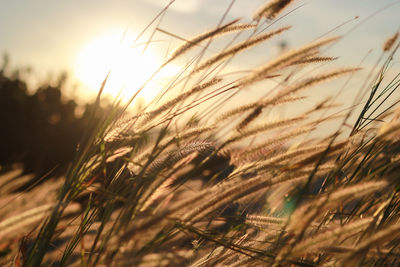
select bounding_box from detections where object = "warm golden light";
[75,30,178,102]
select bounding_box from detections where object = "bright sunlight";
[75,30,178,102]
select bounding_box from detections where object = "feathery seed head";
[383,32,399,52]
[253,0,295,21]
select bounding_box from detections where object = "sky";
[1,0,400,103]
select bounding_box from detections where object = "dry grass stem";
[291,218,374,255]
[227,115,305,145]
[215,96,305,123]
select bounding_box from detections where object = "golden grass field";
[1,0,400,266]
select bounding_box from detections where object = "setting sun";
[75,30,177,102]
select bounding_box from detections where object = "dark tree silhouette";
[0,62,102,180]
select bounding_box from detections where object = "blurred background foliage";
[0,53,105,179]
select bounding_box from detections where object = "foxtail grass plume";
[253,0,295,21]
[191,26,291,74]
[239,36,341,87]
[167,20,257,63]
[383,32,399,52]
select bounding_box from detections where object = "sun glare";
[75,30,177,102]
